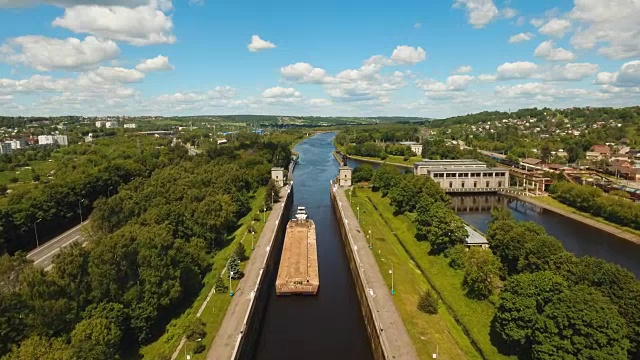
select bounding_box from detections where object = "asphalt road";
[26,222,87,271]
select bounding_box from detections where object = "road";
[26,222,88,270]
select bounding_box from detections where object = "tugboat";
[275,206,319,295]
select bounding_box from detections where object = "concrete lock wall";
[330,187,385,360]
[233,187,294,359]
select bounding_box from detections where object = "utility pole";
[369,229,372,249]
[357,205,360,223]
[390,263,394,295]
[34,219,41,247]
[263,205,266,224]
[251,221,255,250]
[229,271,234,297]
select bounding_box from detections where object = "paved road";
[207,186,291,360]
[26,222,88,270]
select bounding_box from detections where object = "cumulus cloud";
[417,75,475,93]
[390,45,427,65]
[501,7,518,19]
[570,0,640,59]
[508,32,534,43]
[478,74,497,82]
[595,61,640,87]
[496,61,538,79]
[92,66,144,83]
[308,98,332,106]
[136,55,173,72]
[454,65,473,74]
[52,2,176,46]
[155,86,236,104]
[534,40,576,61]
[537,63,599,81]
[0,35,119,71]
[262,86,301,98]
[538,18,572,38]
[280,62,329,84]
[0,0,152,7]
[248,35,276,52]
[453,0,499,28]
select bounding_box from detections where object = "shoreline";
[332,151,414,169]
[500,192,640,246]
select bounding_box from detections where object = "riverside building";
[413,159,509,193]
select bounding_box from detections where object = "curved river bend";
[255,133,373,360]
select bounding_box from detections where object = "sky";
[0,0,639,118]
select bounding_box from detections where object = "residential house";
[590,144,611,158]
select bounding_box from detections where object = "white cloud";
[453,0,499,28]
[414,22,422,29]
[538,18,572,38]
[0,35,119,71]
[594,60,640,87]
[0,0,152,7]
[501,7,518,19]
[417,75,475,92]
[136,55,173,72]
[454,65,473,74]
[515,16,526,26]
[92,66,144,83]
[390,46,426,65]
[478,74,497,82]
[52,2,175,46]
[495,82,591,99]
[308,98,332,106]
[538,63,599,81]
[569,0,640,59]
[496,61,538,79]
[155,86,236,104]
[262,86,301,98]
[534,40,576,61]
[508,32,534,43]
[280,62,329,84]
[530,18,545,27]
[248,35,276,52]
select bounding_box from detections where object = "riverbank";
[501,192,640,246]
[206,185,292,360]
[352,187,515,360]
[139,187,274,359]
[332,184,419,360]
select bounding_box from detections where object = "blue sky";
[0,0,638,118]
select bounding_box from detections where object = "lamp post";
[229,271,234,297]
[369,229,372,249]
[349,188,353,204]
[78,199,84,223]
[34,219,41,247]
[251,221,255,250]
[263,205,266,224]
[390,263,394,295]
[357,205,360,223]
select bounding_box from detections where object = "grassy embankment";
[140,187,271,359]
[350,187,514,360]
[333,142,420,167]
[531,195,640,238]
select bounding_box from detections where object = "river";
[345,157,640,279]
[255,133,373,360]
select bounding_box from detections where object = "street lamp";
[357,205,360,223]
[263,204,266,224]
[78,199,85,223]
[349,188,353,204]
[369,229,372,249]
[251,221,255,250]
[229,271,234,297]
[390,263,394,295]
[34,219,41,247]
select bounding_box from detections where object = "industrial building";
[413,159,509,192]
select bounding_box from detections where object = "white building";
[38,135,55,145]
[7,139,27,150]
[414,159,509,192]
[124,123,137,129]
[105,121,119,128]
[398,141,423,156]
[54,135,68,146]
[0,142,13,155]
[95,121,106,128]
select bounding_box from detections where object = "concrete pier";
[331,183,419,360]
[207,185,293,360]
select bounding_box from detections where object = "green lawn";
[351,188,514,360]
[140,188,272,359]
[533,195,640,237]
[0,160,56,186]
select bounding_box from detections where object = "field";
[349,187,514,360]
[140,188,271,359]
[0,160,56,186]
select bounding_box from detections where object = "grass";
[0,160,57,186]
[533,195,640,238]
[139,188,272,359]
[350,188,515,360]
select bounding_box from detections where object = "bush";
[193,342,205,354]
[445,244,468,270]
[227,253,244,280]
[233,241,247,261]
[185,318,206,342]
[9,176,19,183]
[0,184,7,195]
[417,289,439,314]
[403,155,410,162]
[214,276,228,294]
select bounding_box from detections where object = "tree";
[214,276,228,294]
[0,184,7,195]
[70,316,122,360]
[227,253,243,280]
[421,203,468,254]
[233,241,247,261]
[417,289,439,314]
[461,248,501,300]
[371,165,401,195]
[184,317,206,342]
[352,164,375,183]
[532,286,629,359]
[493,271,567,353]
[3,335,72,360]
[264,178,279,209]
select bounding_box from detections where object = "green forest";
[0,131,297,359]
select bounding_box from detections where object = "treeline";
[549,182,640,230]
[487,209,640,359]
[344,142,417,160]
[0,145,57,171]
[0,136,186,255]
[0,135,294,359]
[422,138,497,166]
[334,125,419,145]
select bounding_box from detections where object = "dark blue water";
[255,133,373,359]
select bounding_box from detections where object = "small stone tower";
[271,167,285,187]
[338,166,352,187]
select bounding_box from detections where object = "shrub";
[214,276,228,294]
[417,289,439,314]
[233,241,247,261]
[193,342,205,354]
[445,244,468,270]
[185,318,206,342]
[9,176,19,184]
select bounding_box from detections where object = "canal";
[346,157,640,279]
[255,133,373,359]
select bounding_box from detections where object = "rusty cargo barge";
[275,206,319,295]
